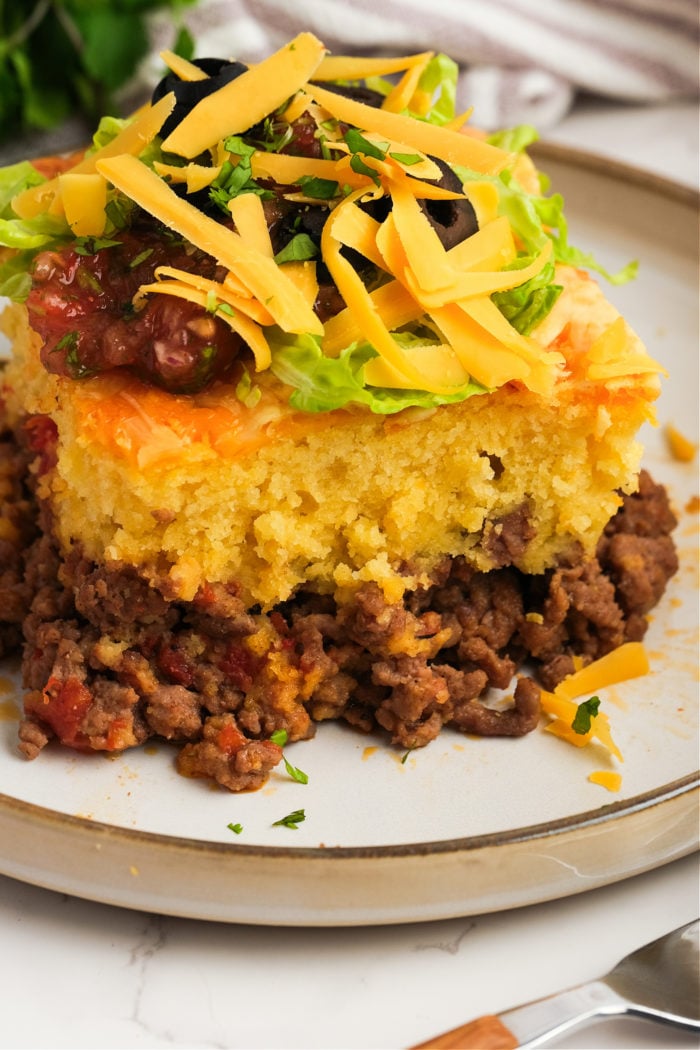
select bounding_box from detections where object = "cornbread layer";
[0,265,660,609]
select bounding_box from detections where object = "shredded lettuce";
[89,115,130,152]
[487,124,539,153]
[0,212,68,250]
[492,258,563,336]
[0,250,34,302]
[0,161,45,217]
[0,162,68,250]
[0,160,70,298]
[412,53,458,125]
[455,164,638,298]
[268,330,485,414]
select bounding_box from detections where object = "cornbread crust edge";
[0,264,660,609]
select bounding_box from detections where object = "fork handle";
[410,1014,518,1048]
[411,981,633,1049]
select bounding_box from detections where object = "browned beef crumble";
[0,414,678,791]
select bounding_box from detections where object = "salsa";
[26,223,244,393]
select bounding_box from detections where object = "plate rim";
[0,771,697,862]
[532,139,700,209]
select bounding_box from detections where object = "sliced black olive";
[419,157,479,250]
[311,82,386,108]
[152,58,248,140]
[359,155,478,251]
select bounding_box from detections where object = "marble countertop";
[0,100,698,1050]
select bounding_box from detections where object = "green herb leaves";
[296,175,339,200]
[492,258,563,336]
[272,808,306,829]
[270,729,309,784]
[274,233,318,265]
[0,2,197,143]
[210,136,273,213]
[571,696,601,735]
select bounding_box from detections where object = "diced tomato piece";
[26,675,92,750]
[219,643,262,691]
[157,645,195,687]
[216,721,247,756]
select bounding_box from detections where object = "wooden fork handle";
[411,1014,519,1049]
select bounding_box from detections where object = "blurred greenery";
[0,0,197,143]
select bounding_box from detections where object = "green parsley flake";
[297,175,339,200]
[343,129,387,160]
[129,247,154,269]
[274,233,318,265]
[227,822,243,835]
[571,695,601,735]
[283,758,309,785]
[389,152,422,166]
[269,728,309,784]
[272,808,306,829]
[74,235,121,256]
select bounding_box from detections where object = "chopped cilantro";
[389,152,422,166]
[344,129,387,160]
[572,696,601,735]
[274,233,318,265]
[76,268,102,295]
[297,175,339,200]
[283,758,309,785]
[209,135,273,212]
[53,331,78,354]
[104,198,131,232]
[254,115,294,153]
[269,728,309,783]
[272,808,306,829]
[349,154,380,185]
[129,247,154,269]
[343,129,388,186]
[227,822,243,835]
[74,235,122,256]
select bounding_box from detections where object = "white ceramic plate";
[0,146,697,925]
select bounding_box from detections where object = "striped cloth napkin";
[148,0,699,128]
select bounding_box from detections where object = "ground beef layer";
[0,416,678,792]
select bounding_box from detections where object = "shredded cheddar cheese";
[588,770,623,792]
[162,33,327,158]
[159,49,209,82]
[57,173,107,237]
[95,154,323,338]
[666,423,698,462]
[12,92,176,219]
[551,642,650,702]
[539,642,652,771]
[12,34,657,411]
[306,82,511,174]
